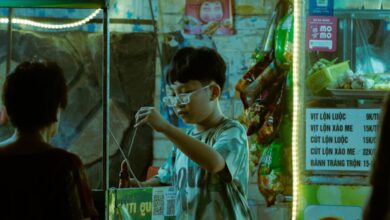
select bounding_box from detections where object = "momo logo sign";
[306,16,337,52]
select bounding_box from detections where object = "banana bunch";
[308,58,338,75]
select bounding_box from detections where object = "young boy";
[134,47,253,219]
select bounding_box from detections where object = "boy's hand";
[134,106,169,132]
[128,178,143,187]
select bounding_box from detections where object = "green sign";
[0,0,106,8]
[109,187,176,220]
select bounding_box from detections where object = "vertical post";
[350,19,355,72]
[6,8,13,76]
[102,7,110,191]
[147,0,162,69]
[102,6,110,220]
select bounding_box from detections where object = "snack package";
[257,76,286,144]
[257,140,286,206]
[284,14,294,64]
[275,12,293,69]
[245,102,267,136]
[243,72,287,139]
[248,134,263,174]
[235,51,274,109]
[257,112,275,144]
[241,61,287,108]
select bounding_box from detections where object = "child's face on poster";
[200,0,224,22]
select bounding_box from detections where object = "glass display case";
[0,1,110,218]
[0,1,162,219]
[293,0,390,219]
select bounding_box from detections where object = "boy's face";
[166,80,215,124]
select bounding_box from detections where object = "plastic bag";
[355,20,390,74]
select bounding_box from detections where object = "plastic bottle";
[118,160,129,188]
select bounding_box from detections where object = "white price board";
[306,108,381,171]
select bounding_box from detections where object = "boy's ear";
[210,84,221,100]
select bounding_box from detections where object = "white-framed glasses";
[163,85,211,107]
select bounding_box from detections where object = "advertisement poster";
[109,187,176,220]
[306,16,337,52]
[184,0,234,35]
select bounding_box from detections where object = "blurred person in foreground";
[364,93,390,220]
[0,60,98,220]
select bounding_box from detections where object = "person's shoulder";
[46,147,83,167]
[213,118,247,140]
[223,118,244,127]
[221,118,246,133]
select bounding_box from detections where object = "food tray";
[327,88,390,98]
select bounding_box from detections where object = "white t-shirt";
[156,118,253,220]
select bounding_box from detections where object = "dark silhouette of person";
[364,93,390,220]
[0,60,98,220]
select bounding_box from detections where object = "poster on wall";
[184,0,234,35]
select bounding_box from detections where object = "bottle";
[118,160,129,188]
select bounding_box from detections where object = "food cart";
[293,0,390,219]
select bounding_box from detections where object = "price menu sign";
[306,108,381,171]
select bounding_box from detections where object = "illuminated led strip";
[292,0,303,219]
[0,8,100,29]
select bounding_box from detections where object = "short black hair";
[2,60,67,132]
[167,47,226,90]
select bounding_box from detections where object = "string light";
[0,8,101,29]
[292,0,303,219]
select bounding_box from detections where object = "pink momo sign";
[306,16,337,52]
[184,0,233,36]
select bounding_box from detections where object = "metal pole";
[102,6,110,219]
[147,0,164,82]
[102,7,110,191]
[6,8,13,76]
